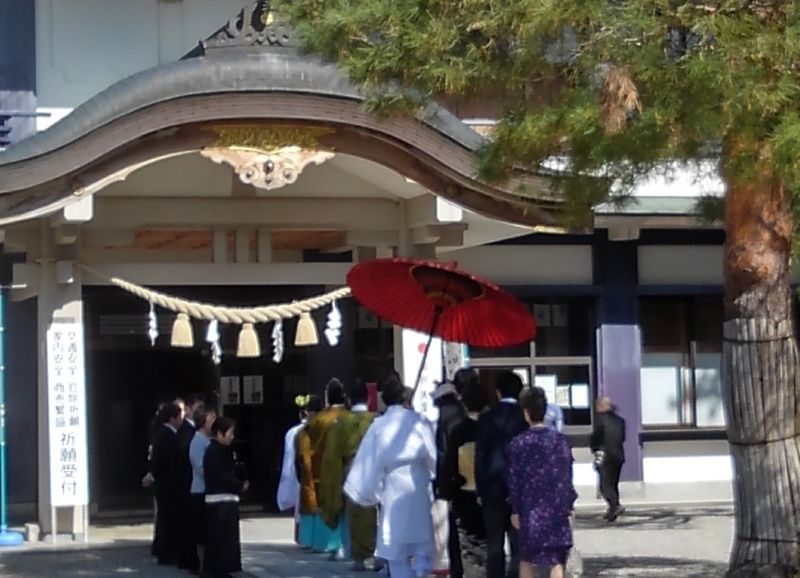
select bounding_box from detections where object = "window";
[469,298,595,429]
[533,364,592,426]
[533,301,593,357]
[639,297,724,428]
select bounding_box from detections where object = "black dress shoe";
[607,505,625,522]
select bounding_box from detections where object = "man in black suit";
[176,395,204,572]
[475,371,527,578]
[590,396,626,522]
[433,379,467,578]
[151,401,184,566]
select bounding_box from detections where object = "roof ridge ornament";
[202,0,294,53]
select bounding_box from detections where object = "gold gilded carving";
[210,125,335,152]
[201,146,335,191]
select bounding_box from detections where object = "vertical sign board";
[243,376,264,405]
[46,323,89,507]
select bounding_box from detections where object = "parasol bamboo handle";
[411,306,444,402]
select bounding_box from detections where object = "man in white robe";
[345,377,437,578]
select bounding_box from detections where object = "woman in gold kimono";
[295,395,323,549]
[319,379,381,571]
[297,379,349,555]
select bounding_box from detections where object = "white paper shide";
[46,323,89,507]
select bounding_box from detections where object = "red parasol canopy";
[346,258,536,348]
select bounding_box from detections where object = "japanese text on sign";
[46,323,89,506]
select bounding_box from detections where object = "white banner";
[401,329,443,423]
[443,341,468,381]
[46,323,89,507]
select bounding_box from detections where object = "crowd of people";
[139,370,627,578]
[143,395,248,578]
[278,369,628,578]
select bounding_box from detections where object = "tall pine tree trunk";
[723,171,800,577]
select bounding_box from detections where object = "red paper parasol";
[347,258,536,348]
[348,258,535,394]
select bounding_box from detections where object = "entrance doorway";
[84,284,351,512]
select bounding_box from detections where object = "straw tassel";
[294,312,319,346]
[170,313,194,348]
[237,323,261,358]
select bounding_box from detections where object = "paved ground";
[0,507,733,578]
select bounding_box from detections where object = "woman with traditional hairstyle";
[299,379,349,557]
[203,416,248,577]
[295,395,324,549]
[276,395,313,544]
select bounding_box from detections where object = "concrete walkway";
[0,506,733,578]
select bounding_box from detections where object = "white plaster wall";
[574,456,732,486]
[573,462,598,486]
[642,455,733,483]
[445,245,593,285]
[35,0,250,111]
[572,440,733,486]
[638,245,723,285]
[642,440,733,483]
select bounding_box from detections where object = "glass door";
[639,297,725,428]
[692,298,724,427]
[640,299,688,426]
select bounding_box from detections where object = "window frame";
[468,297,597,433]
[638,296,725,431]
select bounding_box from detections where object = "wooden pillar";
[36,225,88,539]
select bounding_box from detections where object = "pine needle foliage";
[281,4,800,573]
[282,0,800,218]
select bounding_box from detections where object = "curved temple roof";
[0,0,559,227]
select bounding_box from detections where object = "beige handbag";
[565,517,583,577]
[565,546,583,577]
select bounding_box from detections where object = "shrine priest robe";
[344,405,436,576]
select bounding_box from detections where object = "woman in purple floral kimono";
[507,387,577,578]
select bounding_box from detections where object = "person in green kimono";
[319,379,381,571]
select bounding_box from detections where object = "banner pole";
[0,288,23,547]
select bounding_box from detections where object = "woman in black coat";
[203,416,248,577]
